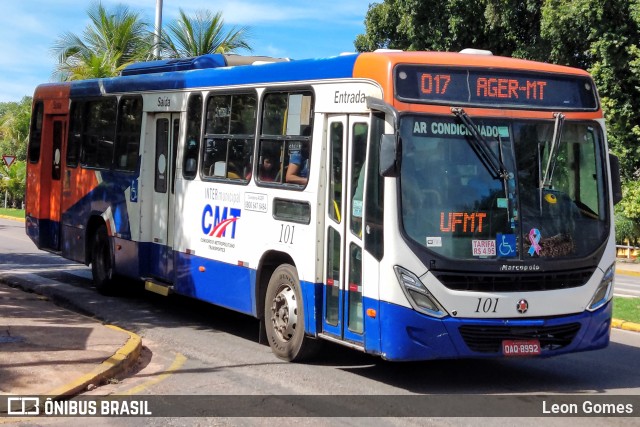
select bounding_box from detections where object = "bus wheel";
[91,224,115,294]
[264,264,318,362]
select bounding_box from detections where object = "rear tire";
[91,224,116,294]
[264,264,319,362]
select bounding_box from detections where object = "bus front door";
[150,113,180,282]
[322,115,369,345]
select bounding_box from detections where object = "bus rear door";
[322,115,369,346]
[34,114,68,252]
[149,113,180,282]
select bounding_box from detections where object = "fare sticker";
[472,239,496,256]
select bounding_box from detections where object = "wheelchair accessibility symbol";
[497,233,517,257]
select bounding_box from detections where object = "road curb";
[616,268,640,277]
[44,325,142,398]
[0,214,24,222]
[611,318,640,333]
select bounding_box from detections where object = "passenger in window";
[286,141,309,185]
[259,154,278,182]
[226,140,252,180]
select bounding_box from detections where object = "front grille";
[459,323,581,353]
[434,268,595,292]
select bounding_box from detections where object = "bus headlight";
[394,266,448,318]
[587,264,614,312]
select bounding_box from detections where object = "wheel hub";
[270,285,298,341]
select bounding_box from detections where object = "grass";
[0,207,25,219]
[613,297,640,324]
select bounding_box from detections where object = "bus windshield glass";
[400,115,608,260]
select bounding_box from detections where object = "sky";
[0,0,372,103]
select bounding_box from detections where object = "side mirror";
[609,154,622,205]
[379,134,398,177]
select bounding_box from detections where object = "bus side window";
[259,91,313,188]
[351,123,368,236]
[67,101,83,168]
[81,98,117,169]
[202,138,228,177]
[183,93,202,179]
[28,101,44,164]
[202,93,256,182]
[364,113,385,261]
[257,140,282,183]
[114,96,143,172]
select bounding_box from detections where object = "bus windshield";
[400,115,608,261]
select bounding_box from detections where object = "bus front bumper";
[376,299,612,361]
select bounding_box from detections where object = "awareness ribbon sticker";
[528,228,541,256]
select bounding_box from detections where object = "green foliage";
[0,98,29,207]
[613,296,640,324]
[0,207,25,219]
[51,3,254,80]
[615,214,640,245]
[0,97,31,161]
[617,180,640,219]
[614,180,640,245]
[52,1,153,80]
[160,8,252,58]
[542,0,640,179]
[355,0,547,59]
[0,160,26,208]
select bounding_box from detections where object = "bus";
[26,50,622,362]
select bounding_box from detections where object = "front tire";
[91,224,115,294]
[264,264,318,362]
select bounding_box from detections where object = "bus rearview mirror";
[380,134,398,177]
[609,153,622,205]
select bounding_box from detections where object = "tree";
[0,160,26,208]
[616,214,640,247]
[0,97,31,161]
[159,8,252,58]
[354,0,547,59]
[52,1,152,80]
[541,0,640,180]
[615,179,640,246]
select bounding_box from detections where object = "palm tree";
[0,160,26,208]
[159,8,252,58]
[52,1,153,80]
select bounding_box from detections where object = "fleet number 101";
[279,224,296,244]
[475,297,499,313]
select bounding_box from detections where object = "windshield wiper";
[541,112,565,189]
[451,107,509,180]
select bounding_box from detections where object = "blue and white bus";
[27,50,621,361]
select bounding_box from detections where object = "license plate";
[502,339,541,356]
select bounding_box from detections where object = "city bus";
[26,50,622,361]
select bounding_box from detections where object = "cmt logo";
[201,205,241,238]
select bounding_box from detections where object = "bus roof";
[68,54,360,98]
[35,51,592,100]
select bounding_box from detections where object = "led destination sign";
[395,65,598,110]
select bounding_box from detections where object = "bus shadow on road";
[335,340,640,394]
